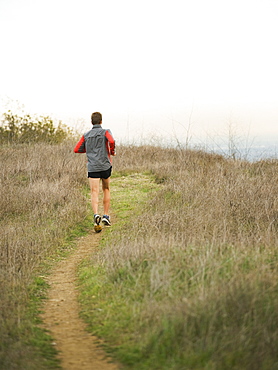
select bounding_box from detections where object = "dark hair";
[91,112,102,125]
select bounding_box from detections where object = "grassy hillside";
[0,141,277,369]
[79,145,278,369]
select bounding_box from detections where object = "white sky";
[0,0,278,144]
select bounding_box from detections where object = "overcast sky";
[0,0,278,144]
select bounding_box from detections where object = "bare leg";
[89,178,100,214]
[102,177,110,215]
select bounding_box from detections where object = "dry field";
[81,144,278,369]
[0,141,89,368]
[0,140,277,369]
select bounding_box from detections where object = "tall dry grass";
[0,141,89,368]
[86,144,278,369]
[1,140,277,368]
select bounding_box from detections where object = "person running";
[74,112,116,233]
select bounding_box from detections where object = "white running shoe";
[94,214,102,233]
[102,215,111,226]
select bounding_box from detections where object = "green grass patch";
[78,173,161,366]
[0,278,61,370]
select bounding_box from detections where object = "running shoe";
[102,215,111,226]
[94,214,102,233]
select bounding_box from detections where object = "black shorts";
[88,166,112,179]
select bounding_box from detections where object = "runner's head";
[91,112,102,125]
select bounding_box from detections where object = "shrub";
[0,111,72,144]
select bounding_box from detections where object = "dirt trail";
[40,230,119,370]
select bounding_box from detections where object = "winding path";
[40,230,119,370]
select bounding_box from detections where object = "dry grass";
[81,144,278,369]
[1,141,277,369]
[0,141,89,368]
[0,142,88,282]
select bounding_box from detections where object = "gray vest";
[84,125,112,172]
